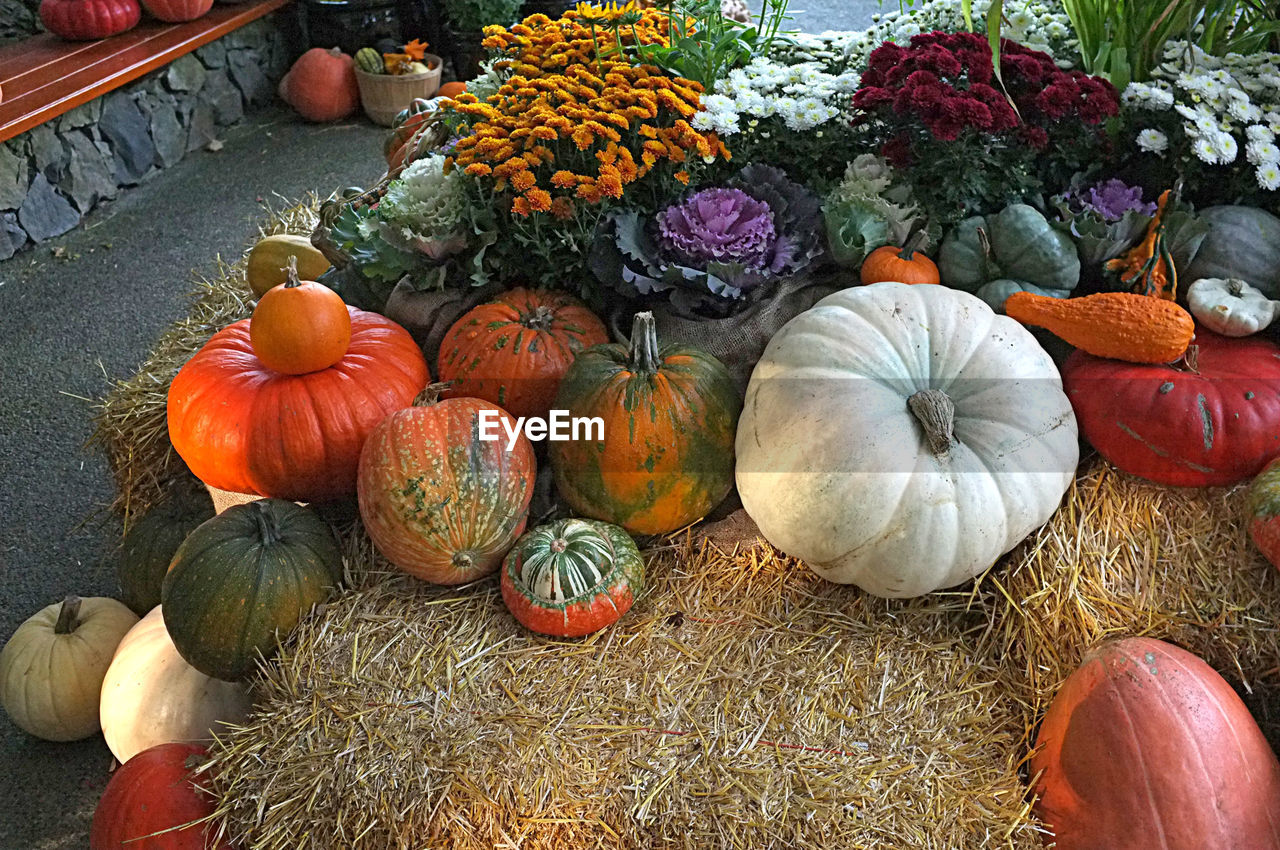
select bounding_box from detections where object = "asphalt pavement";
[0,3,875,846]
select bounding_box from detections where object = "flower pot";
[355,55,443,125]
[445,26,486,82]
[141,0,212,22]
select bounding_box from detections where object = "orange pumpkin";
[438,288,608,420]
[549,312,740,535]
[250,257,352,375]
[357,394,536,584]
[168,308,429,502]
[860,231,939,285]
[437,81,466,98]
[278,48,359,122]
[1032,637,1280,848]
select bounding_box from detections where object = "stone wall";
[0,16,289,260]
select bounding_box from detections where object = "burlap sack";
[609,274,845,393]
[384,281,501,371]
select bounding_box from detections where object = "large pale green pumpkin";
[161,499,341,681]
[938,204,1079,307]
[1184,206,1280,298]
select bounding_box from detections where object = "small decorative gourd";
[859,229,940,286]
[0,596,138,742]
[501,518,644,637]
[1186,277,1277,337]
[246,235,331,298]
[354,47,385,74]
[1005,291,1194,364]
[250,256,352,375]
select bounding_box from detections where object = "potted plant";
[441,0,523,80]
[353,38,443,125]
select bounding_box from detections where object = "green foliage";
[444,0,524,33]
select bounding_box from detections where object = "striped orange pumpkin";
[356,395,536,584]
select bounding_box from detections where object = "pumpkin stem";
[413,382,452,406]
[1227,278,1245,297]
[550,537,569,554]
[907,389,956,457]
[53,595,82,635]
[522,304,556,331]
[627,312,661,375]
[282,255,301,288]
[897,223,929,261]
[452,552,474,570]
[251,500,281,547]
[1179,344,1200,374]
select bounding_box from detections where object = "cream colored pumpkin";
[100,606,252,763]
[0,596,138,741]
[736,282,1079,598]
[1186,277,1278,337]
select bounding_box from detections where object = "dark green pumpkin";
[116,483,215,616]
[939,203,1080,295]
[549,311,740,536]
[161,499,341,681]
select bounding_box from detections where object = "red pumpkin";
[357,395,536,584]
[39,0,140,39]
[168,307,428,502]
[139,0,210,21]
[90,742,232,850]
[1031,637,1280,849]
[1062,329,1280,486]
[278,48,359,123]
[438,288,608,421]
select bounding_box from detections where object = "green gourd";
[939,204,1080,302]
[161,499,341,681]
[355,47,385,74]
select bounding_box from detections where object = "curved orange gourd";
[168,307,429,502]
[357,396,536,584]
[1006,291,1194,363]
[438,287,608,420]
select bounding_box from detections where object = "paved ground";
[0,4,872,847]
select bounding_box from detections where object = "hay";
[208,535,1041,850]
[92,204,1280,848]
[89,196,322,522]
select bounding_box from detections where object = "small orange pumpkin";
[250,256,352,375]
[860,230,939,286]
[437,81,466,98]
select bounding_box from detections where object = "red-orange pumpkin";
[278,48,359,123]
[859,231,939,286]
[90,742,232,850]
[1031,637,1280,849]
[39,0,140,39]
[138,0,210,22]
[438,288,608,420]
[357,395,536,584]
[249,258,352,375]
[168,307,428,502]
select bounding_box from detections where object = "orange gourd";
[1005,291,1194,364]
[860,231,939,286]
[250,257,352,375]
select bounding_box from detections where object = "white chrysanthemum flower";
[1229,100,1264,123]
[1193,136,1220,163]
[1137,128,1169,154]
[1258,163,1280,191]
[1194,113,1220,135]
[701,94,736,115]
[1212,132,1239,163]
[1247,140,1280,165]
[1175,103,1201,121]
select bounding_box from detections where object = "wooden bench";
[0,0,292,144]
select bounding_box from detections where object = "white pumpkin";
[100,606,252,763]
[1186,277,1277,337]
[736,282,1079,598]
[0,596,138,741]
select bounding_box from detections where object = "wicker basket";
[354,56,442,126]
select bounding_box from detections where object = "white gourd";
[736,282,1079,598]
[1186,277,1278,337]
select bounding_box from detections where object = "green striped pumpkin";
[161,499,341,681]
[355,47,385,74]
[500,518,643,637]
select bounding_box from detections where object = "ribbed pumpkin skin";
[162,500,341,681]
[1248,457,1280,569]
[1063,329,1280,486]
[278,48,360,123]
[439,288,608,420]
[139,0,211,21]
[550,314,740,536]
[117,485,215,615]
[501,518,644,637]
[859,245,939,286]
[168,307,428,502]
[90,743,232,850]
[39,0,140,40]
[1031,638,1280,849]
[1185,206,1280,298]
[1006,291,1195,363]
[357,398,536,584]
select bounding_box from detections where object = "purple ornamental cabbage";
[657,188,777,272]
[1079,179,1158,221]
